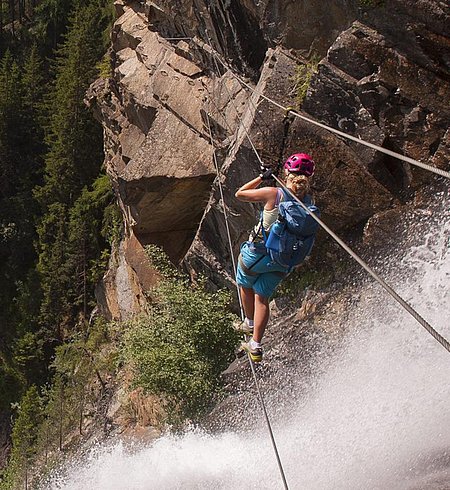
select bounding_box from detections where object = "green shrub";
[96,52,112,79]
[122,245,239,422]
[293,55,320,106]
[0,386,44,490]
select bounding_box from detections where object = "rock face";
[87,0,450,318]
[303,1,450,196]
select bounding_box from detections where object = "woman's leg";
[252,293,270,343]
[240,286,255,320]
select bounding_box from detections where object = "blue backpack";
[263,189,320,270]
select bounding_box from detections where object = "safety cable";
[271,174,450,354]
[204,110,243,314]
[203,32,267,167]
[205,110,290,490]
[198,35,450,353]
[200,34,450,354]
[203,31,290,490]
[195,38,450,181]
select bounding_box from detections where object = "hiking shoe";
[233,319,254,335]
[241,341,263,363]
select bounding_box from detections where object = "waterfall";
[44,187,450,489]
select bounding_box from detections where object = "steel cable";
[200,36,450,354]
[203,30,290,490]
[205,110,290,490]
[196,38,450,181]
[271,175,450,354]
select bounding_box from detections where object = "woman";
[234,153,315,362]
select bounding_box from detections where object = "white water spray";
[45,191,450,490]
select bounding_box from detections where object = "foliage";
[35,174,115,336]
[0,0,116,473]
[0,6,118,490]
[122,245,239,422]
[68,175,116,311]
[32,0,115,340]
[0,362,22,413]
[40,318,115,450]
[0,47,45,390]
[33,0,76,52]
[96,51,112,79]
[12,332,45,386]
[293,55,320,106]
[1,319,116,489]
[35,1,107,208]
[101,199,123,248]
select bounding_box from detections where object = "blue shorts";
[236,242,288,298]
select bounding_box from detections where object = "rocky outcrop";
[140,0,359,76]
[303,1,450,196]
[183,45,394,291]
[87,0,450,318]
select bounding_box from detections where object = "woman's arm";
[235,176,278,206]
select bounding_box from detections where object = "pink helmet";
[284,153,315,176]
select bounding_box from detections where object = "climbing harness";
[203,31,290,490]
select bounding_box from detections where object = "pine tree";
[33,0,75,51]
[68,174,113,318]
[34,0,111,339]
[4,386,43,488]
[0,48,43,357]
[36,202,72,335]
[35,1,105,209]
[0,2,116,484]
[0,50,24,199]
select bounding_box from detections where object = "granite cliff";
[85,0,450,320]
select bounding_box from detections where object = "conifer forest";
[0,0,120,485]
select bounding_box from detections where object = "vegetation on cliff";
[123,246,239,423]
[1,320,116,489]
[1,243,239,487]
[1,6,240,472]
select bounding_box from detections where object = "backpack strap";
[275,187,283,205]
[249,209,265,244]
[280,188,314,206]
[261,216,268,243]
[280,187,294,202]
[253,188,283,244]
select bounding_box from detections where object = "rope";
[203,31,290,490]
[196,38,450,181]
[201,32,448,490]
[204,110,243,314]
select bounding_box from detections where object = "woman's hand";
[259,166,274,180]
